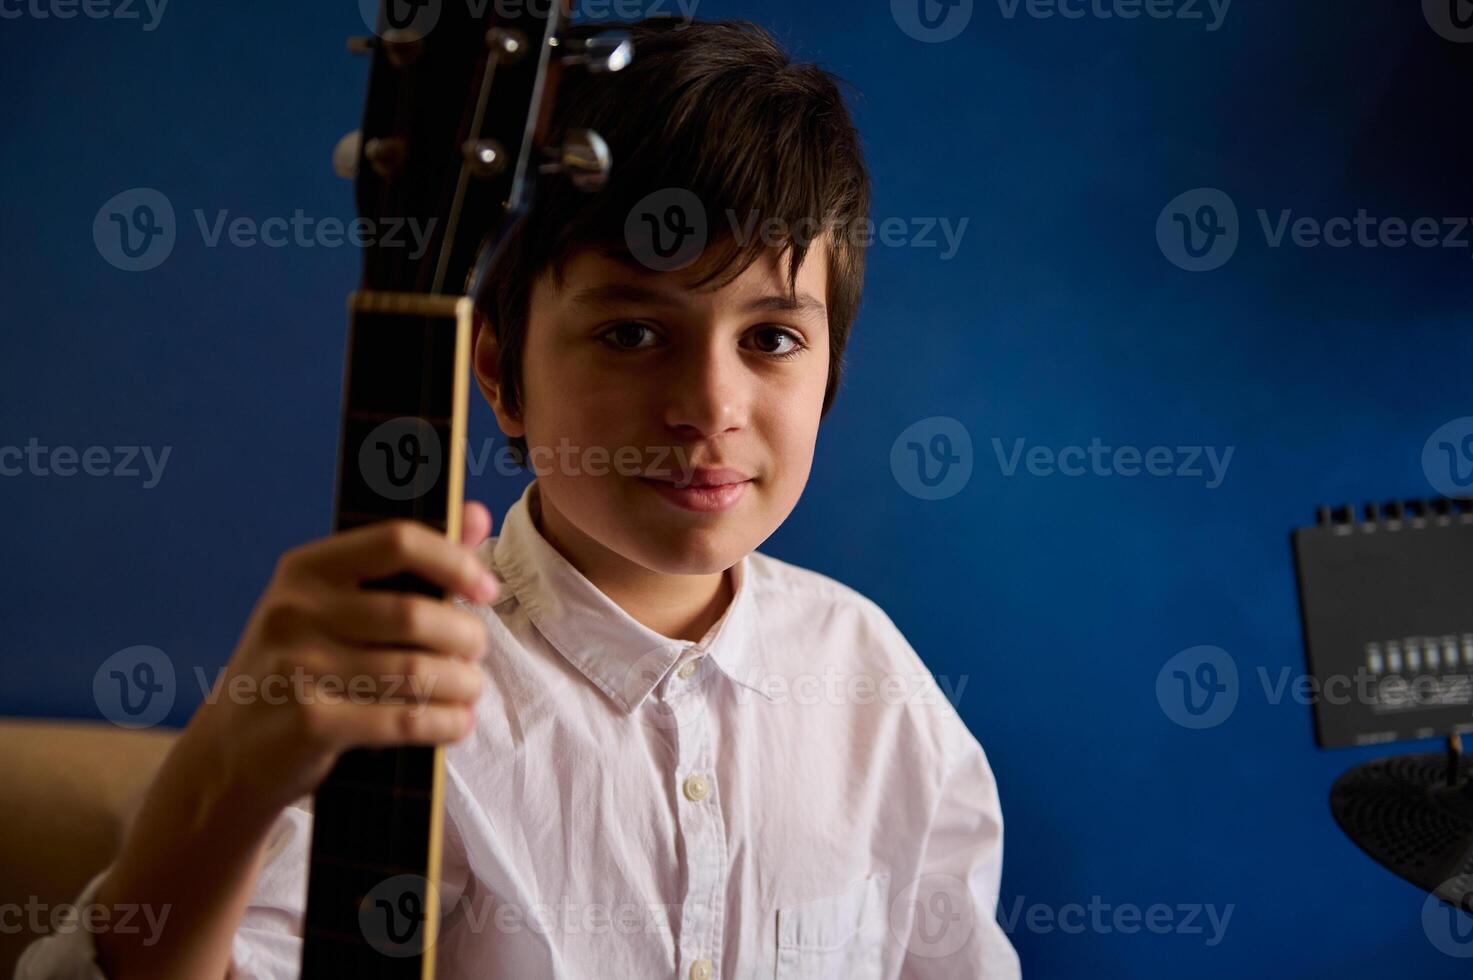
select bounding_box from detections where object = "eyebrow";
[567,282,828,321]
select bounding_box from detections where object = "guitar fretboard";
[301,291,471,979]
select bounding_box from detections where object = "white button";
[689,959,713,980]
[677,657,700,680]
[683,774,711,802]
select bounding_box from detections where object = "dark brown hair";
[474,17,871,464]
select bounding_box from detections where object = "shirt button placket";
[671,648,723,980]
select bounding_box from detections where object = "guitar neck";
[301,290,472,979]
[296,0,612,971]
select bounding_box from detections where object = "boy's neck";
[530,484,735,644]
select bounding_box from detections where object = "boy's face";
[476,240,832,576]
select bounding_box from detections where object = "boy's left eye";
[749,326,806,360]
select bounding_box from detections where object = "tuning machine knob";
[486,27,529,64]
[364,137,408,177]
[464,139,508,179]
[346,29,423,67]
[540,129,612,192]
[553,31,633,73]
[333,130,362,179]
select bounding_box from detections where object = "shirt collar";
[491,479,775,713]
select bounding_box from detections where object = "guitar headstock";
[333,1,633,297]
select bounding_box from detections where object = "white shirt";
[19,479,1020,979]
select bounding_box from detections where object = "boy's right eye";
[597,321,660,351]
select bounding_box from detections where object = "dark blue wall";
[5,1,1473,975]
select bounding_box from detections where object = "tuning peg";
[346,29,421,67]
[553,31,633,73]
[381,28,423,68]
[333,130,362,179]
[463,139,508,179]
[540,129,612,192]
[364,137,407,177]
[486,27,529,64]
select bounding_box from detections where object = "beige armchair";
[0,719,177,977]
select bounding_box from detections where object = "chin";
[624,524,747,576]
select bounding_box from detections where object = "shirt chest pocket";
[775,872,890,980]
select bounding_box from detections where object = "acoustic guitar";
[298,4,631,976]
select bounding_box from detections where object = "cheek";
[756,373,825,483]
[519,340,631,444]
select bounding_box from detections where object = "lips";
[638,467,753,513]
[657,467,752,489]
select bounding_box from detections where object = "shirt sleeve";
[10,801,308,980]
[12,867,112,980]
[897,726,1023,979]
[14,794,474,980]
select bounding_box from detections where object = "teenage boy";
[19,17,1020,979]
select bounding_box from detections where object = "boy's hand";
[196,503,501,813]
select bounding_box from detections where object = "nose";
[661,332,750,440]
